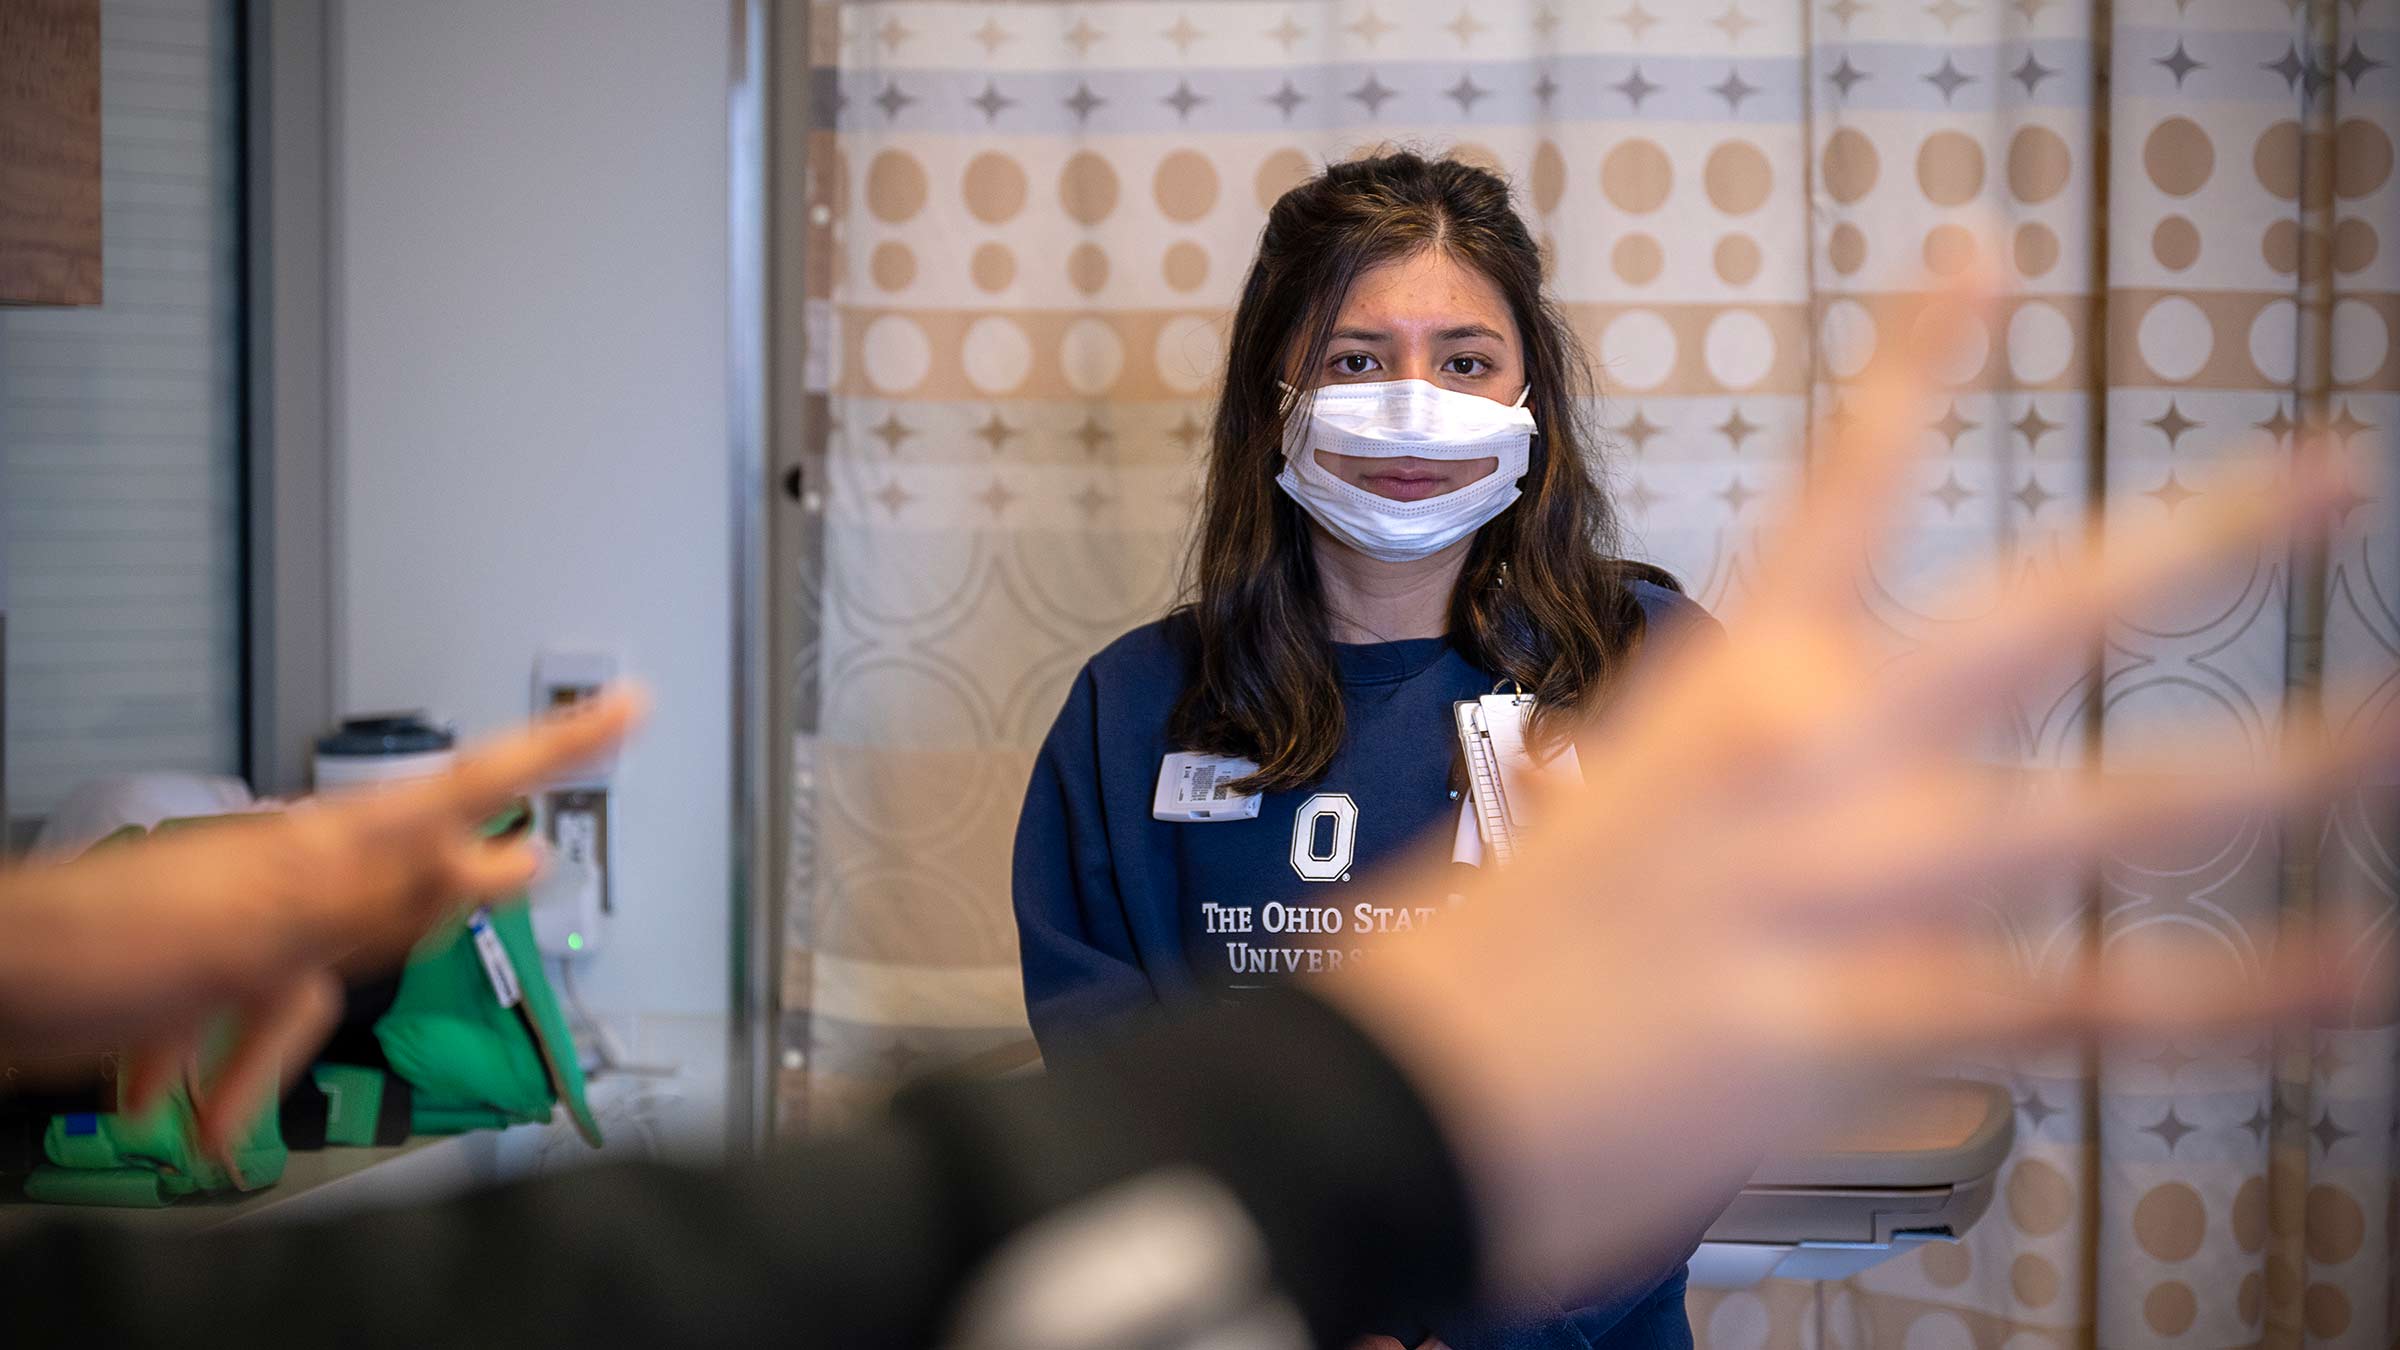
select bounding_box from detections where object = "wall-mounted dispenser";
[528,651,618,961]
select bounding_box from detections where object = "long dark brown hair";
[1169,149,1677,793]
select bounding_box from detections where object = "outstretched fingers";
[189,971,343,1171]
[1748,269,1999,621]
[417,686,647,828]
[1882,438,2367,743]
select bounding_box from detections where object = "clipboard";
[1453,693,1582,868]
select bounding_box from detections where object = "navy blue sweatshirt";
[1013,580,1712,1350]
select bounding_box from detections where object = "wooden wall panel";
[0,0,102,307]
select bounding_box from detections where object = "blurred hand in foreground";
[1322,272,2390,1303]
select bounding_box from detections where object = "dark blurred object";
[0,0,102,306]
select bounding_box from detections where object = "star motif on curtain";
[1161,80,1209,120]
[1923,55,1976,103]
[2142,1105,2199,1152]
[2150,1043,2199,1076]
[1825,0,1871,31]
[1445,74,1491,114]
[2011,53,2057,95]
[2305,53,2335,100]
[872,480,914,516]
[2310,1107,2354,1154]
[1447,7,1488,46]
[1162,14,1205,53]
[2145,400,2200,447]
[1711,68,1763,111]
[1716,406,1761,450]
[875,16,912,51]
[1347,6,1397,46]
[2017,1090,2060,1129]
[2012,476,2056,516]
[1156,79,1209,120]
[1614,408,1665,453]
[968,81,1018,123]
[1827,55,1871,98]
[2154,40,2206,87]
[2010,0,2052,17]
[873,81,916,120]
[2012,403,2060,450]
[1063,82,1106,123]
[973,412,1019,453]
[1532,5,1562,39]
[2262,44,2307,92]
[1072,416,1114,455]
[1167,411,1205,452]
[1711,5,1760,42]
[1064,18,1106,56]
[2329,401,2375,443]
[1612,65,1663,109]
[2235,1100,2272,1142]
[1347,74,1399,114]
[1264,80,1308,120]
[1613,3,1660,41]
[1932,402,1978,446]
[1070,482,1114,519]
[2255,403,2298,444]
[1928,470,1975,515]
[1922,0,1975,31]
[1718,476,1760,513]
[975,478,1019,517]
[1531,71,1561,107]
[971,17,1013,55]
[2338,41,2388,91]
[2145,471,2198,514]
[871,413,915,452]
[1266,14,1306,51]
[1626,476,1665,514]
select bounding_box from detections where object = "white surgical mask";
[1275,378,1534,563]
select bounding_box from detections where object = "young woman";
[1012,152,1715,1349]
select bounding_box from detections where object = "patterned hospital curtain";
[772,0,2396,1342]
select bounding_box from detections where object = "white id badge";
[1152,752,1263,822]
[467,907,523,1009]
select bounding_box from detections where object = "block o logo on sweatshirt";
[1289,793,1359,882]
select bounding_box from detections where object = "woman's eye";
[1446,355,1491,376]
[1334,352,1379,375]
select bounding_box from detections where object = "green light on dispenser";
[567,932,585,952]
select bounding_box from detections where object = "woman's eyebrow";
[1329,324,1511,343]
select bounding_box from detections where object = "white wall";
[330,0,733,1024]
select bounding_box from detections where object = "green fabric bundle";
[376,897,601,1145]
[26,1036,287,1208]
[24,802,599,1208]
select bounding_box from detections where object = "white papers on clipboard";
[1453,694,1583,868]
